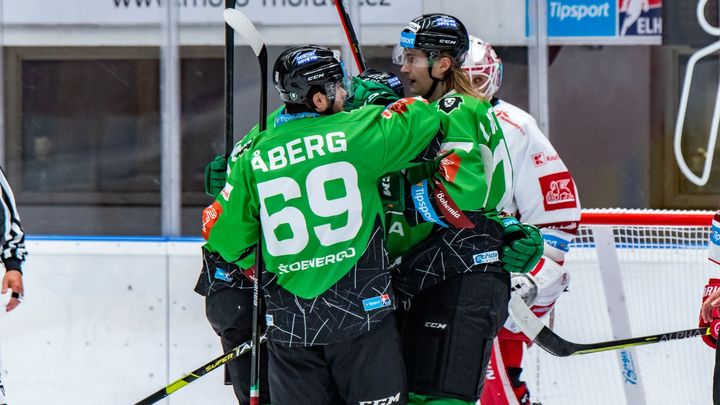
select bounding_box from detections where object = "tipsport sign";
[528,0,662,44]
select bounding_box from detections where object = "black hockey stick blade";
[334,0,367,72]
[508,295,710,357]
[133,334,267,405]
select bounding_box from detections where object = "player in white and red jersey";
[463,37,582,405]
[700,211,720,405]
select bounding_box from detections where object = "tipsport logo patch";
[400,31,416,48]
[543,234,571,253]
[362,294,392,312]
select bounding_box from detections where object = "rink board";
[0,238,235,405]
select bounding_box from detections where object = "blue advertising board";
[527,0,662,43]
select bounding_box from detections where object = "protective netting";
[522,209,715,405]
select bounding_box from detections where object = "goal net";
[522,209,715,405]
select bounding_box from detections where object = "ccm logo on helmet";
[439,39,457,45]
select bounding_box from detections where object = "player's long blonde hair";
[440,53,483,100]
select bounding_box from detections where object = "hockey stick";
[223,8,268,405]
[133,334,267,405]
[334,0,367,72]
[508,295,711,357]
[224,0,237,155]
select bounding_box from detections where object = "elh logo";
[619,0,662,36]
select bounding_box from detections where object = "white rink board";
[0,239,236,405]
[524,246,715,405]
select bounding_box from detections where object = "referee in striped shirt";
[0,167,26,405]
[0,167,25,313]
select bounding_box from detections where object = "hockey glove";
[204,155,228,197]
[344,76,401,111]
[510,273,538,305]
[500,217,543,274]
[699,278,720,349]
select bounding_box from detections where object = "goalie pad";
[503,257,569,334]
[699,278,720,349]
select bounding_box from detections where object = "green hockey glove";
[344,76,401,111]
[500,217,543,274]
[204,155,228,197]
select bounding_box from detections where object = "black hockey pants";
[205,288,271,405]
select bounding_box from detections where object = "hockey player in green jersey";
[196,69,405,405]
[386,14,544,405]
[202,45,442,405]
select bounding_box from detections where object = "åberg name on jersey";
[278,247,356,274]
[252,131,347,172]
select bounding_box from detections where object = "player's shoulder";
[434,92,485,117]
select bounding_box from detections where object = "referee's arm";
[0,167,26,311]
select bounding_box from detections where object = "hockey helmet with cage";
[393,14,470,67]
[273,45,352,108]
[462,36,503,99]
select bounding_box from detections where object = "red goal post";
[580,208,715,227]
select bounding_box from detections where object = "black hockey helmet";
[358,69,405,99]
[273,45,350,108]
[396,14,469,66]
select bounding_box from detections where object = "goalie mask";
[273,45,353,109]
[462,36,502,99]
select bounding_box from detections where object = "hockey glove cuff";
[204,155,228,197]
[500,217,543,274]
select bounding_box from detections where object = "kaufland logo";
[619,0,662,36]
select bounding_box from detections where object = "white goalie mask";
[462,36,502,99]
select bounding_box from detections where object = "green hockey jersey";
[385,91,512,259]
[203,98,441,299]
